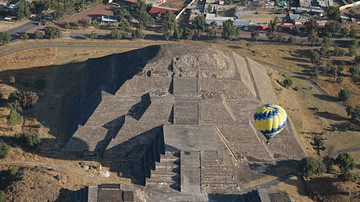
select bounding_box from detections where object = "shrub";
[8,167,18,176]
[346,106,360,121]
[0,191,4,202]
[336,76,343,83]
[15,133,41,149]
[90,31,97,40]
[44,27,61,39]
[34,30,43,39]
[0,143,10,159]
[19,32,29,40]
[349,67,360,77]
[335,153,355,174]
[131,28,145,39]
[8,90,21,102]
[19,91,38,108]
[283,77,293,89]
[298,157,326,177]
[35,78,46,90]
[9,76,15,84]
[354,56,360,65]
[110,29,124,39]
[7,108,20,127]
[338,89,351,101]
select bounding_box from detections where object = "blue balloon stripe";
[260,119,288,136]
[254,110,280,121]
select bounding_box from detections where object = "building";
[0,0,8,7]
[101,15,118,24]
[148,5,178,14]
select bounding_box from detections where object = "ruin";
[61,44,306,200]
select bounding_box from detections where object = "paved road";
[6,20,40,38]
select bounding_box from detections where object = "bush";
[298,157,326,177]
[283,77,293,89]
[8,167,18,176]
[9,76,15,84]
[0,191,4,202]
[25,133,41,149]
[19,32,29,40]
[34,30,43,39]
[90,31,97,40]
[44,27,61,39]
[354,56,360,65]
[110,29,124,39]
[15,133,41,149]
[349,67,360,77]
[35,78,46,90]
[131,28,145,39]
[335,153,355,174]
[19,91,38,109]
[0,143,10,159]
[7,108,20,127]
[338,89,351,101]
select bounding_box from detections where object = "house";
[0,0,8,7]
[148,5,178,14]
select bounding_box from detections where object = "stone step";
[151,165,179,173]
[146,177,179,185]
[201,171,234,176]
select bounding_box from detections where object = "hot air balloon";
[254,104,288,144]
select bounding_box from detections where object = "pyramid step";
[148,174,179,181]
[146,177,179,185]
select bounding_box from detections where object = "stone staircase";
[146,151,180,191]
[201,151,238,194]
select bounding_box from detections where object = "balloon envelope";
[254,104,288,140]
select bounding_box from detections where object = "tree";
[323,156,335,172]
[335,153,355,174]
[193,15,207,32]
[308,29,318,46]
[306,18,317,31]
[0,190,4,202]
[322,37,331,47]
[15,0,31,20]
[184,27,194,40]
[45,27,61,39]
[348,45,357,56]
[340,27,349,38]
[312,135,326,155]
[7,107,20,127]
[221,19,235,41]
[34,30,43,39]
[349,27,357,38]
[334,46,345,56]
[283,77,293,88]
[90,31,98,40]
[19,91,38,109]
[113,8,131,30]
[266,18,278,40]
[78,18,90,29]
[110,29,124,39]
[207,28,215,38]
[131,28,145,39]
[0,143,10,159]
[319,46,328,56]
[310,50,320,64]
[298,157,326,177]
[161,10,176,31]
[325,7,340,20]
[163,30,172,41]
[324,21,341,37]
[235,27,241,40]
[0,32,11,44]
[224,0,232,5]
[336,76,344,83]
[139,12,154,29]
[173,27,183,40]
[19,32,28,40]
[354,56,360,65]
[251,29,259,42]
[346,106,360,121]
[288,36,296,44]
[350,39,358,47]
[210,21,217,29]
[25,133,41,149]
[349,67,360,77]
[338,89,351,101]
[337,65,344,75]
